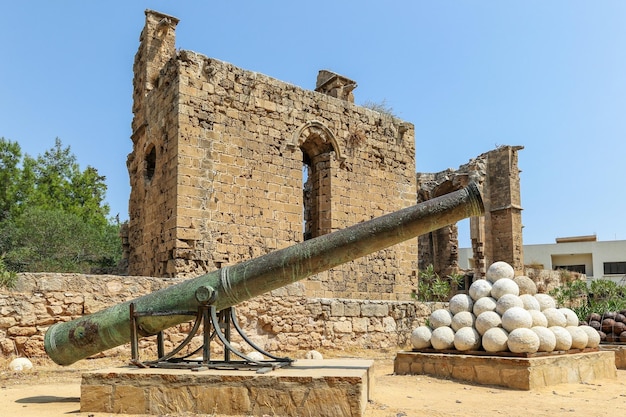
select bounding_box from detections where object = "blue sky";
[1,1,625,245]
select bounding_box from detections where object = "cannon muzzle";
[45,183,484,365]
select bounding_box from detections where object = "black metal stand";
[129,303,293,373]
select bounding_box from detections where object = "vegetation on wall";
[0,257,17,289]
[361,99,397,118]
[0,137,122,273]
[415,264,465,302]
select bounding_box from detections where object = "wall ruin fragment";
[416,145,525,279]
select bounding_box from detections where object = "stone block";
[601,345,626,369]
[80,384,113,413]
[81,359,373,416]
[352,317,369,333]
[113,385,146,414]
[333,320,352,333]
[344,302,360,317]
[330,301,344,316]
[361,303,389,317]
[394,350,616,390]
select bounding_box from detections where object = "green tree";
[3,207,118,272]
[0,137,122,273]
[21,138,109,224]
[415,264,465,302]
[0,138,23,220]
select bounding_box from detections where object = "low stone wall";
[525,268,584,293]
[0,273,437,359]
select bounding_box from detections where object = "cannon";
[45,183,484,366]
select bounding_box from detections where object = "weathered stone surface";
[113,385,146,414]
[394,350,616,390]
[81,359,373,417]
[601,345,626,369]
[80,384,113,413]
[127,10,418,305]
[1,273,439,358]
[417,145,523,278]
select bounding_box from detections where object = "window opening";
[604,262,626,275]
[145,145,156,182]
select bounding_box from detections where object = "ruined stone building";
[0,10,528,359]
[126,11,524,302]
[416,145,524,279]
[127,10,418,301]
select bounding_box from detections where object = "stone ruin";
[126,10,419,302]
[125,9,524,299]
[417,145,525,280]
[0,10,526,360]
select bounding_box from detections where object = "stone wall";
[0,273,438,359]
[127,10,418,302]
[525,268,580,294]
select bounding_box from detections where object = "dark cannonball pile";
[584,311,626,343]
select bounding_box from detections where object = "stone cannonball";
[558,308,580,327]
[550,326,573,351]
[520,294,541,311]
[482,327,509,352]
[304,350,324,360]
[410,326,433,349]
[534,293,556,311]
[454,327,481,351]
[529,309,548,328]
[247,351,265,361]
[473,296,497,316]
[513,275,538,295]
[501,306,533,332]
[495,294,524,315]
[507,328,540,353]
[566,326,589,349]
[451,311,476,332]
[486,261,515,283]
[543,308,567,328]
[449,294,474,315]
[491,278,520,300]
[531,326,556,352]
[579,325,601,348]
[475,311,502,335]
[9,358,33,372]
[430,326,455,350]
[469,279,492,301]
[429,308,453,329]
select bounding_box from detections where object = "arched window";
[290,121,345,241]
[301,141,332,240]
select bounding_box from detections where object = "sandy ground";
[2,351,626,417]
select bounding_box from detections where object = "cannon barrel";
[45,183,484,365]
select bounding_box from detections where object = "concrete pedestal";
[394,350,616,390]
[81,359,373,416]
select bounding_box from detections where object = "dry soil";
[2,350,626,417]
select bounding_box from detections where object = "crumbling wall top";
[315,70,357,103]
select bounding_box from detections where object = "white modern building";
[459,235,626,282]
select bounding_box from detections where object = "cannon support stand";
[129,297,292,373]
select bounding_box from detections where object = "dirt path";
[2,353,626,417]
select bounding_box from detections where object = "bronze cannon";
[45,183,484,366]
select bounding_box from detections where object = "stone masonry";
[416,145,524,278]
[0,273,441,358]
[0,11,529,360]
[126,10,418,302]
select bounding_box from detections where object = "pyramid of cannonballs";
[410,261,601,354]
